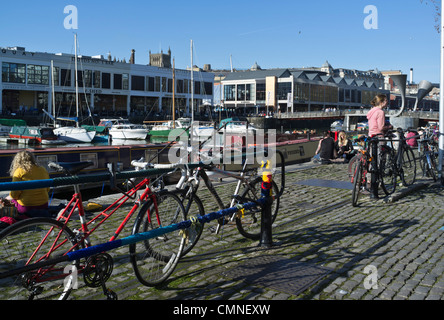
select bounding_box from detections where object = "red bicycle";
[0,160,186,300]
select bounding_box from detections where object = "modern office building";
[220,61,389,114]
[0,46,214,119]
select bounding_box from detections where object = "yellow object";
[261,160,272,184]
[86,202,103,211]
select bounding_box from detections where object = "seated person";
[0,151,50,229]
[315,131,336,164]
[335,131,354,162]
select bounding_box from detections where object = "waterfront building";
[0,46,214,122]
[220,61,389,114]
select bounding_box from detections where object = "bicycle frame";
[24,174,158,287]
[56,177,154,245]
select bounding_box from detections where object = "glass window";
[184,79,188,94]
[122,74,129,90]
[256,83,266,101]
[83,70,92,88]
[161,77,167,92]
[147,76,155,91]
[131,75,144,91]
[204,82,213,95]
[344,89,351,102]
[277,82,292,100]
[102,73,111,89]
[168,78,173,93]
[224,84,236,101]
[177,79,183,93]
[61,69,72,87]
[94,71,101,88]
[114,74,122,90]
[155,76,161,92]
[194,81,201,95]
[27,65,49,85]
[237,84,246,100]
[2,62,26,83]
[52,67,60,86]
[76,70,84,87]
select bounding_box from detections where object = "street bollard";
[259,161,273,247]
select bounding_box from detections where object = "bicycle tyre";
[352,161,362,207]
[348,153,361,182]
[0,217,79,300]
[379,148,396,195]
[235,177,280,240]
[427,152,438,182]
[400,146,416,186]
[180,193,205,257]
[129,191,186,287]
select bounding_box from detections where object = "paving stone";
[1,162,443,301]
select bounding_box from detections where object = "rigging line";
[76,42,95,126]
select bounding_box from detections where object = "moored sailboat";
[52,34,96,143]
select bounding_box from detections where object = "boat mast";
[74,33,79,127]
[190,39,194,123]
[50,60,56,126]
[172,58,176,129]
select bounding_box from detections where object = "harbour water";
[0,136,167,150]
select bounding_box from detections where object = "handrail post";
[259,161,273,247]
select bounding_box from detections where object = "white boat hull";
[54,127,96,143]
[109,128,148,140]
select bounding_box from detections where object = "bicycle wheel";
[352,161,362,207]
[0,218,79,300]
[426,152,438,182]
[400,146,416,186]
[348,153,361,182]
[235,177,280,240]
[379,148,396,195]
[180,193,205,257]
[129,191,186,287]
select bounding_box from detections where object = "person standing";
[366,94,389,199]
[367,94,388,137]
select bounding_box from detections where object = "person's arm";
[377,112,385,133]
[315,139,323,154]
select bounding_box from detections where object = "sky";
[0,0,441,83]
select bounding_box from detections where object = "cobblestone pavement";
[2,161,444,302]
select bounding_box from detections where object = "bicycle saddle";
[48,161,93,175]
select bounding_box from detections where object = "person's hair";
[337,131,348,147]
[323,130,331,137]
[8,150,39,176]
[371,94,387,107]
